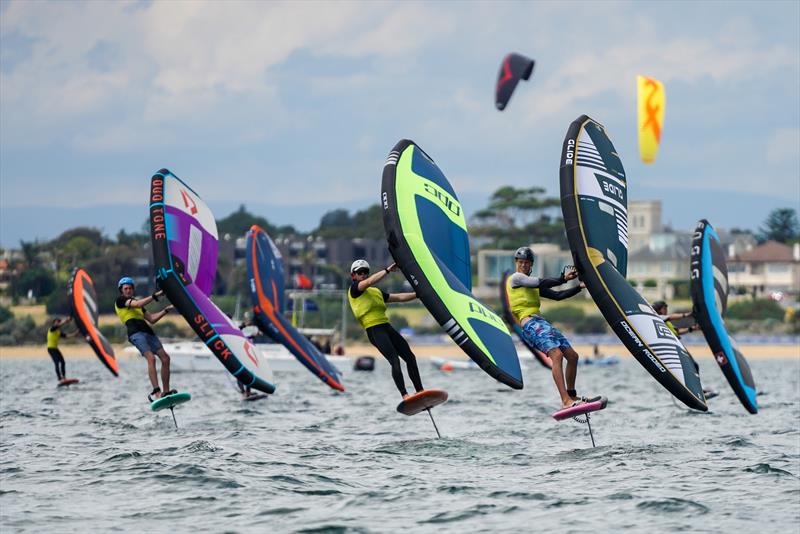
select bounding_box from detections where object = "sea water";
[1,356,798,533]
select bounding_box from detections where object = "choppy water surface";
[1,355,799,533]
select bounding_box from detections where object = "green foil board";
[150,392,192,411]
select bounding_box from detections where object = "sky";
[1,0,798,248]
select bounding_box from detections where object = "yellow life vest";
[46,327,61,349]
[664,319,679,337]
[348,286,389,330]
[115,300,145,325]
[506,275,541,322]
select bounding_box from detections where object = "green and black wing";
[382,140,523,389]
[560,116,706,411]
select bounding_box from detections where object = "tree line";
[3,189,797,314]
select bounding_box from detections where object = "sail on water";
[559,116,706,411]
[690,219,757,413]
[246,225,344,392]
[68,267,118,376]
[149,169,276,394]
[382,140,523,389]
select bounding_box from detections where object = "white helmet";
[350,259,370,273]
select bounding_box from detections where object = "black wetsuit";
[236,379,250,395]
[47,327,66,380]
[350,280,424,396]
[48,348,66,380]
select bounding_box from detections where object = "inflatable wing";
[246,225,344,392]
[382,140,523,389]
[149,169,276,394]
[560,115,706,411]
[495,53,535,111]
[690,220,757,413]
[637,75,665,164]
[68,268,118,376]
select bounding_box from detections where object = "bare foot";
[562,398,583,409]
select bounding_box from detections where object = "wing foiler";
[559,116,706,411]
[68,267,118,376]
[499,271,552,369]
[246,225,345,392]
[382,140,523,389]
[149,169,276,394]
[690,219,757,413]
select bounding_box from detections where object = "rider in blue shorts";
[114,276,175,401]
[505,247,588,409]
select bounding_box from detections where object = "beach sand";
[2,342,797,360]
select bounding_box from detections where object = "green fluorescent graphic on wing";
[382,140,522,389]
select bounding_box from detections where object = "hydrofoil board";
[243,392,269,402]
[397,389,448,416]
[552,396,607,421]
[58,378,80,387]
[151,391,192,412]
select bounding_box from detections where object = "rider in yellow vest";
[506,246,587,409]
[348,259,422,398]
[652,301,697,337]
[115,276,174,401]
[46,316,78,383]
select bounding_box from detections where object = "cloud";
[0,0,798,214]
[521,28,799,124]
[0,28,39,74]
[0,1,459,150]
[4,2,795,140]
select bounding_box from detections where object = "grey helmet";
[514,246,534,262]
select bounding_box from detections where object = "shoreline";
[2,342,797,360]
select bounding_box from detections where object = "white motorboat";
[124,338,350,374]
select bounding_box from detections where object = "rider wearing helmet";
[505,246,588,409]
[347,259,424,398]
[114,277,175,401]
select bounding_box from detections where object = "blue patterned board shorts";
[521,316,571,355]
